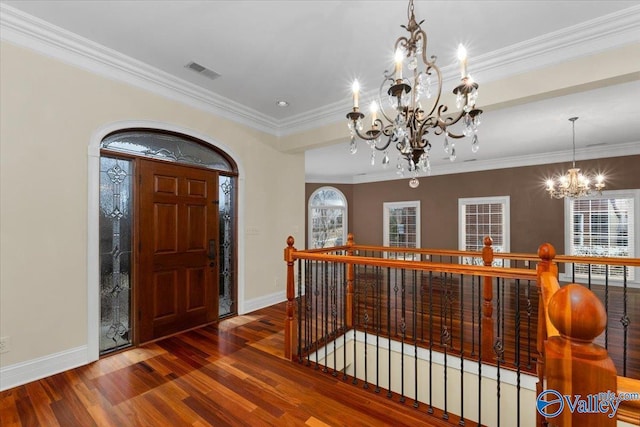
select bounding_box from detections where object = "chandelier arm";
[352,126,380,142]
[413,116,438,145]
[377,76,400,124]
[435,104,470,138]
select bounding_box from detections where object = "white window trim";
[383,201,421,258]
[458,196,510,266]
[562,189,640,287]
[308,186,348,249]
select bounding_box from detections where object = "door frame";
[87,120,246,362]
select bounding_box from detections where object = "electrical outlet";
[0,336,9,354]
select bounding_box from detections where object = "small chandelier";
[346,0,482,188]
[546,117,605,199]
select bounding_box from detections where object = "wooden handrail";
[290,252,537,280]
[299,243,640,267]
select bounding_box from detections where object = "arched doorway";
[97,128,238,354]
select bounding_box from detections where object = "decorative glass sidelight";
[99,156,133,354]
[219,175,236,317]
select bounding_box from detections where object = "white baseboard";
[1,291,288,391]
[242,290,286,314]
[0,345,88,391]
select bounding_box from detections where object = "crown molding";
[2,4,639,139]
[282,5,640,137]
[306,141,640,184]
[471,5,640,80]
[0,3,279,135]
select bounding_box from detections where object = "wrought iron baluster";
[477,273,483,427]
[297,260,303,363]
[331,261,338,376]
[399,268,406,404]
[375,266,382,394]
[413,270,419,408]
[352,267,359,384]
[494,277,504,427]
[621,266,630,376]
[387,267,393,398]
[515,279,522,427]
[459,273,465,424]
[314,261,320,369]
[428,270,434,414]
[471,275,476,356]
[441,271,451,421]
[605,264,609,350]
[526,279,532,369]
[500,277,506,363]
[342,261,348,380]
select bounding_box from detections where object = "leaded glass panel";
[219,175,236,317]
[99,156,133,354]
[101,130,234,172]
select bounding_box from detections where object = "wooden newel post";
[345,233,355,329]
[536,242,557,427]
[481,236,494,363]
[284,236,297,361]
[544,284,617,426]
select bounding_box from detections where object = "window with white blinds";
[383,201,420,260]
[566,190,638,281]
[459,196,510,266]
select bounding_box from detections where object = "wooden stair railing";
[537,243,640,426]
[618,376,640,425]
[284,233,505,364]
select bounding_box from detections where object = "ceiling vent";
[185,61,221,80]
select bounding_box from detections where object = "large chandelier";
[346,0,482,188]
[546,117,605,199]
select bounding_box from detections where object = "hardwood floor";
[0,303,452,427]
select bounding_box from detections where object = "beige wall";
[0,42,305,368]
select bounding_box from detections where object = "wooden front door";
[138,158,219,343]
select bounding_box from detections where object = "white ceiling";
[2,1,640,182]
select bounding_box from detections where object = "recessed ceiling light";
[276,100,289,107]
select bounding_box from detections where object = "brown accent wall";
[306,155,640,253]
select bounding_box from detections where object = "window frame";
[308,186,348,249]
[383,201,421,259]
[562,189,639,285]
[458,196,510,266]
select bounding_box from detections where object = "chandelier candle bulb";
[370,101,378,127]
[457,44,468,78]
[395,49,403,81]
[352,80,360,109]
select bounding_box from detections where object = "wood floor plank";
[1,302,455,427]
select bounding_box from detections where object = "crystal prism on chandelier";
[546,117,605,199]
[346,0,483,188]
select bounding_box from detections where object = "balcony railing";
[283,234,640,426]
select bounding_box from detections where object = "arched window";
[308,187,348,249]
